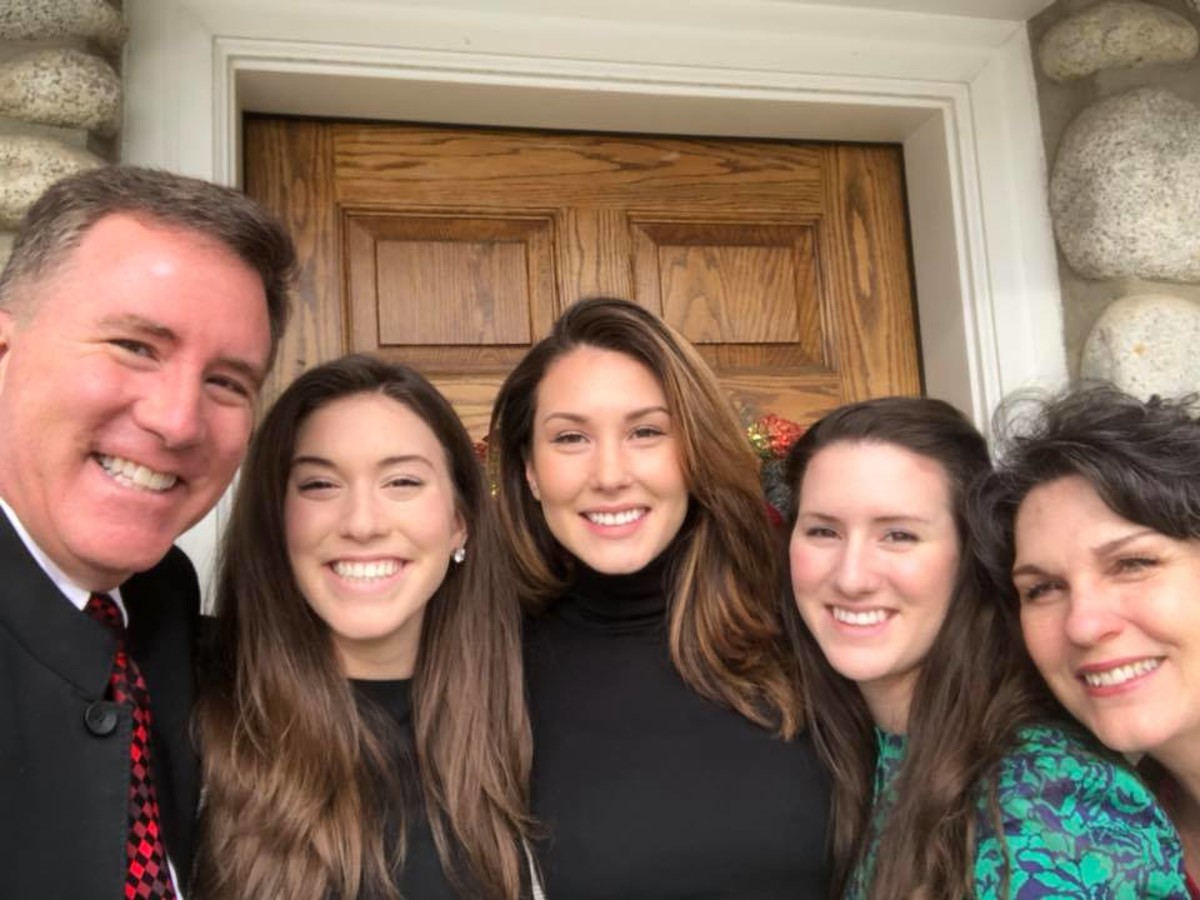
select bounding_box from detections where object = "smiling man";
[0,166,294,898]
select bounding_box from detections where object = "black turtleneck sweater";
[351,679,460,900]
[524,547,830,898]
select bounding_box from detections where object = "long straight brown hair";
[782,397,1062,898]
[194,355,534,899]
[489,296,802,738]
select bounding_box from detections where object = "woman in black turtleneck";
[193,356,536,899]
[490,297,830,898]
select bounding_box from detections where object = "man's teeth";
[332,560,400,581]
[1082,658,1162,688]
[586,509,645,527]
[97,455,177,492]
[832,607,889,626]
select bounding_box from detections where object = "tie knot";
[84,592,125,641]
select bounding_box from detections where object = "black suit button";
[84,701,119,736]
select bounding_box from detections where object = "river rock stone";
[0,135,102,228]
[0,50,120,136]
[1081,293,1200,398]
[0,0,125,52]
[1040,1,1198,82]
[1050,88,1200,282]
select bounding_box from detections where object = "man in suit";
[0,166,295,897]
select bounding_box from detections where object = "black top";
[524,544,831,899]
[351,678,460,900]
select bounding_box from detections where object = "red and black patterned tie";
[84,593,178,900]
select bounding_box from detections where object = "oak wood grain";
[244,117,921,436]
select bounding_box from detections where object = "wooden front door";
[244,117,921,435]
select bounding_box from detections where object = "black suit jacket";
[0,514,201,898]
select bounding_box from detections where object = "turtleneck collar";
[352,677,413,727]
[557,527,690,632]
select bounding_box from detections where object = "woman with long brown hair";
[785,395,1186,898]
[194,354,535,899]
[489,296,828,897]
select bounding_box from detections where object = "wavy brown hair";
[781,397,1061,898]
[489,296,801,737]
[973,385,1200,587]
[194,354,533,899]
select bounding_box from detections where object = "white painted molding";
[124,0,1064,587]
[969,26,1066,398]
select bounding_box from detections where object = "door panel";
[631,220,822,362]
[244,118,921,436]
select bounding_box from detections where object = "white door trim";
[122,0,1064,582]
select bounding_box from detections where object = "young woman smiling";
[786,396,1186,899]
[489,297,829,898]
[193,355,536,899]
[975,386,1200,896]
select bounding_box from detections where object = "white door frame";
[123,0,1065,583]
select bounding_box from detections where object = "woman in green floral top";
[783,397,1187,899]
[976,387,1200,896]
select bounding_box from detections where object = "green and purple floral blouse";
[848,724,1189,898]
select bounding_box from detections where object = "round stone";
[1081,293,1200,399]
[1039,1,1198,82]
[0,0,125,52]
[0,50,120,137]
[1050,87,1200,283]
[0,136,103,228]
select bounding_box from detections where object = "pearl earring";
[452,546,466,564]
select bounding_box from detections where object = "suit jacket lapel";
[0,515,114,697]
[0,514,202,887]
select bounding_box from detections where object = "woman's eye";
[1113,556,1158,575]
[1017,580,1057,604]
[550,432,587,445]
[630,425,665,440]
[385,476,422,489]
[297,479,337,493]
[883,530,918,543]
[804,525,839,540]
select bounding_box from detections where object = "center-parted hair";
[194,354,533,900]
[782,396,1061,899]
[489,296,802,737]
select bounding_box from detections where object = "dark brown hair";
[489,296,802,737]
[783,396,1060,898]
[974,385,1200,591]
[0,165,294,365]
[195,354,533,899]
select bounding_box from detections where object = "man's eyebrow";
[99,313,176,341]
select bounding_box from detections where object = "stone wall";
[1030,0,1200,397]
[0,0,123,265]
